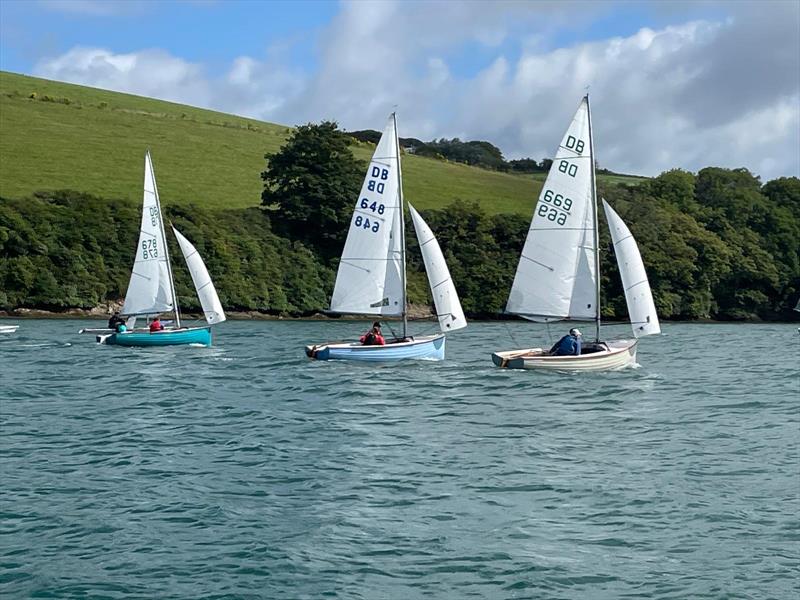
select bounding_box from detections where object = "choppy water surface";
[1,319,798,599]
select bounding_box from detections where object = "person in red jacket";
[360,322,385,346]
[149,317,165,333]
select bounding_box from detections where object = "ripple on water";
[0,320,798,598]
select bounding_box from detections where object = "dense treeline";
[0,192,332,314]
[1,122,799,321]
[346,129,635,176]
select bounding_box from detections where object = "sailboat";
[86,150,226,346]
[305,113,466,361]
[492,95,660,371]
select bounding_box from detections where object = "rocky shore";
[0,303,437,321]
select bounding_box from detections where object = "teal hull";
[103,326,212,347]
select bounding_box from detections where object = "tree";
[261,121,365,261]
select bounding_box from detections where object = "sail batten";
[408,204,467,333]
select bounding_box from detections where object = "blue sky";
[1,0,798,178]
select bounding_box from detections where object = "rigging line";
[384,319,400,341]
[503,319,522,347]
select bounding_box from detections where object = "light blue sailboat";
[305,113,466,361]
[86,151,225,347]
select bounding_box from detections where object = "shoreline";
[0,305,437,322]
[1,307,797,325]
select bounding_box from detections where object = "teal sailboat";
[91,151,225,346]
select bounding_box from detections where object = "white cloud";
[31,0,800,180]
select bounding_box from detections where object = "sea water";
[1,319,798,598]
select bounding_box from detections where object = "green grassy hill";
[0,71,644,215]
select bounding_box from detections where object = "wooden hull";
[100,326,212,347]
[0,325,19,334]
[492,339,638,371]
[306,334,446,361]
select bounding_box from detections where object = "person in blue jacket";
[549,328,582,356]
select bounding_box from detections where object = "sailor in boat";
[360,322,386,346]
[549,328,582,356]
[107,311,125,332]
[149,317,165,333]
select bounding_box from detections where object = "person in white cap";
[549,328,582,356]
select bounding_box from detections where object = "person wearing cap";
[549,328,582,356]
[360,321,386,346]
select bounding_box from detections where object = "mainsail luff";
[393,112,408,338]
[151,153,181,328]
[586,94,601,342]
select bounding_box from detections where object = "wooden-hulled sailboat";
[305,113,466,361]
[492,95,660,371]
[86,151,225,346]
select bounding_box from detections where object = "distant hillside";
[0,71,645,215]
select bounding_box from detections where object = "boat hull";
[492,339,638,371]
[306,334,446,361]
[0,325,19,334]
[100,326,212,347]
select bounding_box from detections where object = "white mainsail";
[506,97,597,321]
[122,151,175,316]
[602,200,661,338]
[172,227,226,325]
[408,204,467,333]
[330,115,404,316]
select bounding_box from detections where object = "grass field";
[0,71,644,215]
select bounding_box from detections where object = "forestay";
[122,151,175,316]
[330,115,404,316]
[409,204,466,333]
[172,227,226,325]
[506,98,597,322]
[602,200,660,337]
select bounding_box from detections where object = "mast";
[392,112,408,339]
[149,150,181,328]
[585,94,601,342]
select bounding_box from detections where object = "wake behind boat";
[81,150,225,347]
[492,95,660,372]
[306,113,466,362]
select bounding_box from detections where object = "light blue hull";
[306,334,445,361]
[102,326,212,347]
